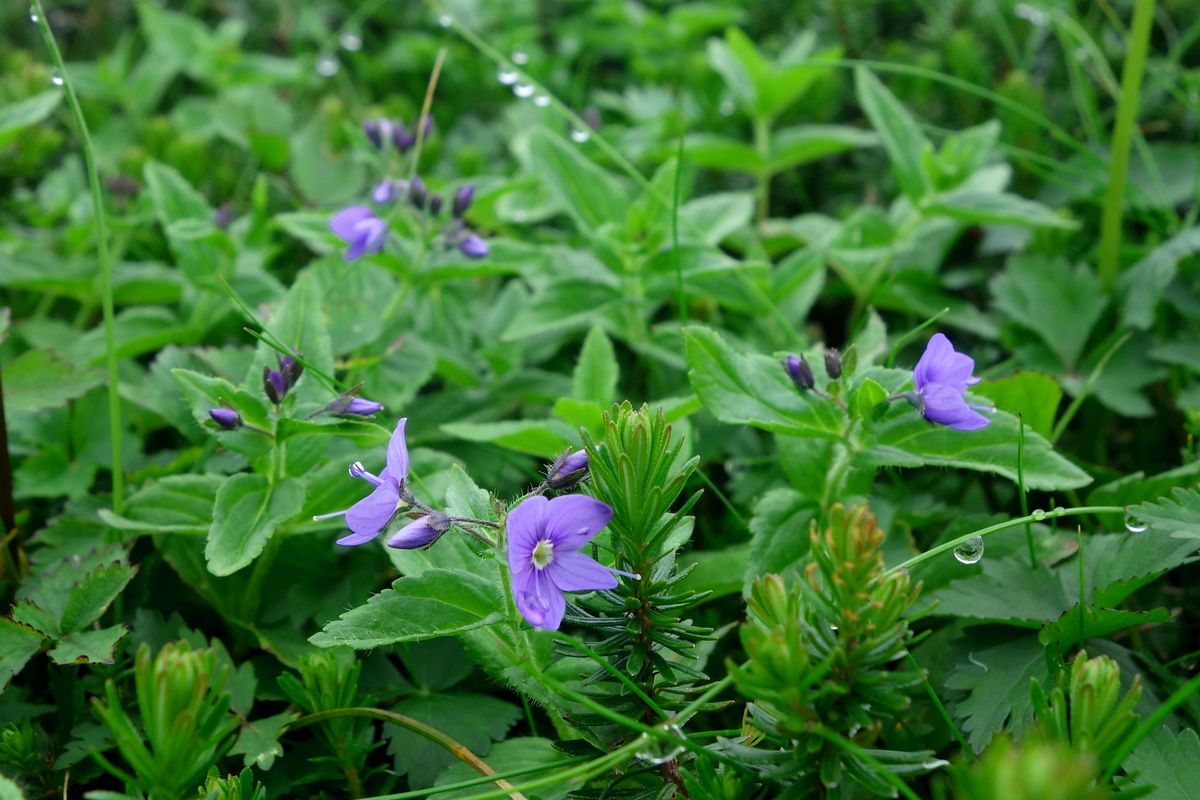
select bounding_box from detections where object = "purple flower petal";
[913,333,978,391]
[546,550,617,593]
[340,482,400,545]
[543,495,612,549]
[330,206,374,242]
[506,495,549,575]
[515,570,566,630]
[458,233,489,259]
[387,516,442,549]
[386,417,410,480]
[356,217,389,258]
[920,383,990,430]
[341,397,383,416]
[371,179,396,204]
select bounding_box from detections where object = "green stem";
[360,756,592,800]
[33,0,123,513]
[753,116,771,226]
[1051,330,1133,444]
[289,708,527,799]
[1097,0,1157,290]
[1017,417,1036,569]
[905,652,974,761]
[891,506,1125,574]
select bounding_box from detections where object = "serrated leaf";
[572,326,618,407]
[1062,532,1199,606]
[443,465,497,523]
[99,474,223,533]
[1038,606,1170,653]
[1,349,103,412]
[386,693,521,788]
[855,68,930,201]
[991,256,1106,369]
[930,558,1071,626]
[1124,725,1200,799]
[205,474,305,576]
[746,488,816,587]
[310,569,503,649]
[501,279,622,340]
[684,326,844,437]
[48,625,128,665]
[58,562,138,633]
[947,631,1049,752]
[0,618,45,691]
[528,127,627,232]
[230,711,295,770]
[1119,226,1200,329]
[1130,487,1200,538]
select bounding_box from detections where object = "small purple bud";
[363,119,383,149]
[213,203,235,230]
[393,122,415,152]
[341,397,384,416]
[409,176,427,209]
[783,354,815,391]
[387,513,451,549]
[546,449,588,489]
[429,194,443,215]
[105,174,139,197]
[458,233,489,259]
[263,367,287,404]
[824,349,842,379]
[279,355,303,388]
[453,185,474,217]
[208,408,242,430]
[371,179,396,204]
[583,105,602,131]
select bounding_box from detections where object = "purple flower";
[330,205,388,261]
[364,119,385,149]
[314,418,411,546]
[409,176,427,209]
[546,449,588,489]
[341,397,384,416]
[452,185,474,217]
[459,233,489,259]
[910,333,990,431]
[263,367,287,404]
[209,408,241,430]
[388,513,451,549]
[372,179,397,204]
[429,194,443,215]
[783,354,814,390]
[393,125,416,152]
[824,349,842,379]
[507,495,618,630]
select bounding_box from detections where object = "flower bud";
[453,185,474,217]
[392,123,415,152]
[409,176,427,209]
[429,194,443,215]
[208,408,242,430]
[213,203,235,230]
[279,355,303,389]
[371,179,396,204]
[387,513,451,549]
[263,367,287,404]
[340,397,383,416]
[824,349,842,379]
[783,354,814,391]
[546,449,588,489]
[458,233,489,259]
[363,119,383,149]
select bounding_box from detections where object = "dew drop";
[497,69,519,85]
[29,5,40,23]
[511,50,529,66]
[339,32,362,51]
[1031,509,1046,521]
[513,82,535,99]
[436,14,453,28]
[315,56,339,77]
[635,723,686,765]
[50,70,64,86]
[953,535,984,565]
[533,94,550,107]
[719,98,736,116]
[1124,511,1148,534]
[570,127,590,143]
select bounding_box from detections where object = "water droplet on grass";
[1031,509,1046,521]
[513,82,535,98]
[29,5,40,22]
[533,94,550,107]
[437,14,453,28]
[316,56,339,77]
[340,32,362,51]
[497,69,518,85]
[570,128,590,143]
[953,535,984,565]
[50,71,63,86]
[512,51,529,65]
[635,723,686,764]
[1124,511,1148,534]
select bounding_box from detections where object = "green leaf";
[0,618,45,691]
[679,543,750,600]
[858,369,1091,491]
[767,125,878,174]
[386,693,521,788]
[929,189,1078,229]
[0,773,26,800]
[143,160,227,287]
[274,211,340,255]
[930,558,1071,627]
[99,474,224,533]
[0,91,62,138]
[1063,532,1199,606]
[527,127,627,232]
[684,326,844,437]
[946,631,1049,752]
[230,711,295,770]
[48,625,129,666]
[1129,487,1200,538]
[1124,725,1200,799]
[746,488,815,585]
[1,348,103,412]
[171,368,273,458]
[443,465,497,524]
[502,280,622,340]
[975,372,1062,438]
[684,133,763,172]
[991,256,1107,369]
[1038,606,1170,653]
[854,68,931,201]
[310,569,503,649]
[853,377,888,419]
[248,273,335,407]
[679,192,755,245]
[433,738,571,799]
[551,397,605,438]
[205,474,306,576]
[572,326,618,407]
[289,117,366,205]
[58,561,138,633]
[1119,226,1200,329]
[440,419,574,459]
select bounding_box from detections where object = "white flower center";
[531,539,554,569]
